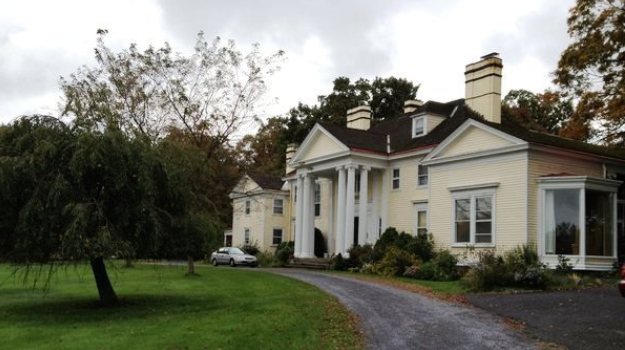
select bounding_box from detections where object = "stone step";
[287,257,331,270]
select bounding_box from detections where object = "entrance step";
[287,257,331,270]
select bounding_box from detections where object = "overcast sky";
[0,0,574,129]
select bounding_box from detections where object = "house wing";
[291,124,350,163]
[423,119,527,162]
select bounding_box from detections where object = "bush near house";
[461,246,549,291]
[240,242,261,256]
[332,227,461,282]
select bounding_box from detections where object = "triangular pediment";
[291,124,349,163]
[424,119,526,161]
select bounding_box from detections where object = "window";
[245,200,251,215]
[414,204,428,235]
[355,173,361,193]
[543,186,615,257]
[418,164,428,186]
[453,192,494,244]
[392,168,400,189]
[314,183,321,217]
[244,228,250,244]
[412,117,424,137]
[272,228,283,245]
[273,198,284,215]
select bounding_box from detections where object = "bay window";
[539,176,620,270]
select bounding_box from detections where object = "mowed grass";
[0,263,363,350]
[328,271,467,296]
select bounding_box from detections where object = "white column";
[301,174,314,258]
[370,171,380,243]
[344,165,356,253]
[381,168,390,231]
[306,175,316,257]
[295,175,304,257]
[326,178,334,257]
[358,166,369,246]
[335,167,346,256]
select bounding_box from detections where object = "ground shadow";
[1,294,223,325]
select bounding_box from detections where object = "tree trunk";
[90,257,118,305]
[187,255,195,275]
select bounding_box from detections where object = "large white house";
[230,53,625,270]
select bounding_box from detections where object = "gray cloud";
[156,0,412,78]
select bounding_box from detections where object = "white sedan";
[210,247,258,267]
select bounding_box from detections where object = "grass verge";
[0,263,363,350]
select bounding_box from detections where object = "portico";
[293,161,385,258]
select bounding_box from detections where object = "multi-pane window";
[418,164,428,186]
[454,193,494,244]
[392,168,400,189]
[272,228,283,245]
[314,183,321,217]
[273,198,284,215]
[413,117,424,137]
[415,204,428,235]
[244,228,250,244]
[245,200,251,215]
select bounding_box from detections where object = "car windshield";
[229,248,245,255]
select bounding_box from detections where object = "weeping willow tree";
[0,116,186,305]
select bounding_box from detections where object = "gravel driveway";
[271,269,535,350]
[467,287,625,350]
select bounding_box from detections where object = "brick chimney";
[285,143,297,175]
[465,52,503,123]
[346,104,372,130]
[403,99,423,114]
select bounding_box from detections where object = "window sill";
[451,243,496,248]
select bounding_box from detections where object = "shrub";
[556,254,573,273]
[402,263,422,278]
[331,253,348,271]
[275,241,294,266]
[375,246,418,277]
[462,246,549,291]
[240,242,260,256]
[372,227,420,262]
[461,250,506,291]
[256,251,275,267]
[347,244,374,269]
[407,233,435,262]
[404,250,459,281]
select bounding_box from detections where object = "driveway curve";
[270,269,535,350]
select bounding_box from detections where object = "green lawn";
[0,263,362,350]
[328,271,467,296]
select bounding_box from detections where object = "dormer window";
[412,116,425,137]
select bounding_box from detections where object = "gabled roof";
[248,174,285,190]
[316,99,625,161]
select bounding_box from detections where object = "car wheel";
[211,259,218,266]
[229,259,236,267]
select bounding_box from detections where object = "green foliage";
[502,89,574,135]
[375,247,418,277]
[404,250,459,281]
[346,244,374,269]
[275,241,294,266]
[240,242,261,256]
[331,253,348,271]
[255,251,275,267]
[462,246,548,291]
[556,254,574,273]
[407,233,435,262]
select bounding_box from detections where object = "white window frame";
[273,198,284,215]
[417,164,428,187]
[538,177,619,262]
[412,116,425,137]
[272,227,283,246]
[451,188,496,247]
[414,203,428,235]
[244,200,251,215]
[392,168,400,189]
[244,228,250,245]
